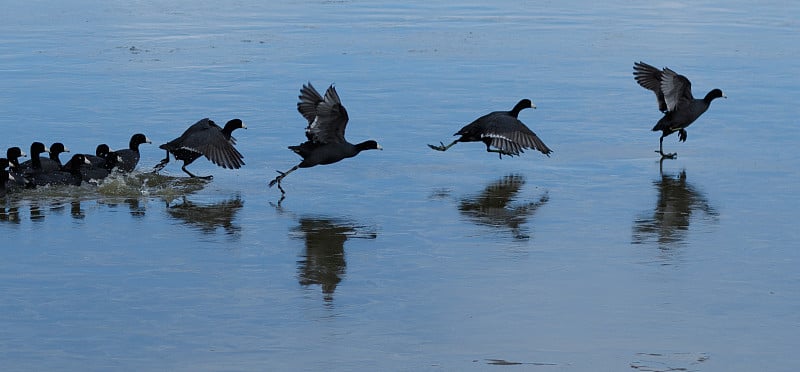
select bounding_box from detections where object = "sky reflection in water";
[1,0,799,370]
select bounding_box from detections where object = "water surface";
[1,0,798,370]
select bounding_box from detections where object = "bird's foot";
[428,142,447,151]
[152,161,167,173]
[268,170,286,191]
[196,175,213,180]
[678,130,688,142]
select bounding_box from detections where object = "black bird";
[82,144,122,183]
[29,154,91,187]
[6,147,27,189]
[269,83,382,194]
[19,142,51,175]
[90,144,122,171]
[1,158,14,198]
[116,133,152,172]
[633,61,726,159]
[154,118,246,179]
[428,99,552,158]
[46,142,70,170]
[20,142,70,174]
[6,147,26,170]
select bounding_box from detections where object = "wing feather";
[296,83,349,144]
[660,67,694,112]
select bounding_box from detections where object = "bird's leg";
[656,135,677,159]
[678,129,688,142]
[152,150,171,173]
[485,145,511,159]
[268,165,299,195]
[428,140,459,152]
[182,164,213,180]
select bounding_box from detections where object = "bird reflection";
[165,196,243,236]
[292,217,377,302]
[0,206,21,223]
[0,199,88,222]
[458,174,549,240]
[126,198,146,217]
[632,168,718,248]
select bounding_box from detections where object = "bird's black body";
[1,158,12,198]
[19,142,51,175]
[428,99,552,158]
[29,154,90,187]
[86,144,115,170]
[45,142,70,171]
[19,142,68,174]
[5,147,27,189]
[633,61,726,158]
[289,140,380,168]
[116,133,151,172]
[269,83,382,195]
[81,144,121,183]
[154,118,246,179]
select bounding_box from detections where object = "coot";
[87,144,122,170]
[428,99,552,158]
[45,142,70,170]
[154,118,246,179]
[1,158,13,197]
[269,83,382,194]
[6,147,26,168]
[5,147,27,189]
[82,144,122,183]
[633,61,726,159]
[116,134,151,172]
[19,142,51,175]
[28,154,90,187]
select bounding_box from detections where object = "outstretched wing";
[633,61,668,112]
[660,67,694,112]
[175,119,245,169]
[297,83,349,144]
[480,114,552,157]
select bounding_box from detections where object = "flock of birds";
[2,62,726,199]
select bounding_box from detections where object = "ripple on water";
[4,171,210,203]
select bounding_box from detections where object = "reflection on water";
[291,217,377,302]
[166,196,243,237]
[1,197,148,223]
[0,206,21,223]
[70,200,84,219]
[458,174,549,240]
[632,168,719,248]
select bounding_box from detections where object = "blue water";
[1,0,799,370]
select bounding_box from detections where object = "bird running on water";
[268,83,382,195]
[428,99,552,158]
[153,118,246,179]
[633,61,726,159]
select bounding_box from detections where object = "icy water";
[1,0,799,371]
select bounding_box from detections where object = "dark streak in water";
[485,358,557,366]
[166,195,244,237]
[290,216,377,302]
[632,168,719,250]
[458,174,549,240]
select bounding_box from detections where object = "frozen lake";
[1,0,798,370]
